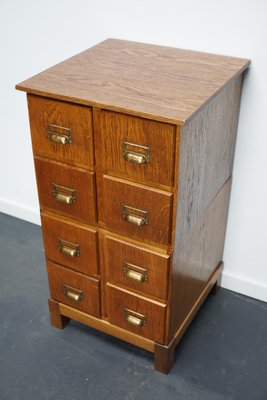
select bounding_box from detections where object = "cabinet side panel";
[167,178,232,342]
[175,75,243,246]
[166,75,244,342]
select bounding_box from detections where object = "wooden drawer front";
[102,175,172,246]
[97,110,175,189]
[27,95,94,168]
[104,235,169,301]
[42,213,98,276]
[107,284,166,343]
[47,261,100,316]
[35,158,97,223]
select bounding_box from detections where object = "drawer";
[101,175,173,246]
[97,110,175,189]
[47,261,100,316]
[103,234,169,301]
[107,284,166,343]
[35,157,97,223]
[27,95,94,168]
[42,213,98,276]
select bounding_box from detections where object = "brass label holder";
[122,204,149,227]
[47,123,72,145]
[58,238,80,258]
[63,284,83,302]
[122,141,150,164]
[123,261,148,283]
[124,308,146,328]
[52,183,76,204]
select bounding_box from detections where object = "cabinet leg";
[211,280,220,295]
[211,262,223,295]
[48,298,70,329]
[154,341,176,374]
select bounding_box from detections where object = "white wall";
[1,0,266,301]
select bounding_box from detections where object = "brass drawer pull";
[52,183,76,204]
[58,238,80,258]
[63,284,83,302]
[124,308,146,328]
[123,262,148,282]
[47,123,72,145]
[122,205,149,227]
[122,141,150,164]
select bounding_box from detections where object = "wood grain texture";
[101,174,173,247]
[27,95,94,168]
[41,212,99,276]
[103,234,170,301]
[96,110,176,189]
[16,39,250,124]
[47,261,100,316]
[34,157,97,223]
[167,178,232,342]
[107,283,167,344]
[174,76,243,246]
[99,227,168,255]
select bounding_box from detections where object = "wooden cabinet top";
[16,38,249,125]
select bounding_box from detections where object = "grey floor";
[0,213,267,400]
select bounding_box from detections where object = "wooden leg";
[154,341,176,374]
[48,298,70,329]
[211,263,223,295]
[211,280,220,295]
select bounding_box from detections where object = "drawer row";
[36,157,173,247]
[42,212,170,302]
[28,95,176,190]
[47,261,166,343]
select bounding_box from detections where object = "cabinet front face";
[34,158,97,223]
[97,110,175,189]
[27,95,94,168]
[103,234,170,301]
[41,213,99,276]
[47,261,100,316]
[101,175,173,246]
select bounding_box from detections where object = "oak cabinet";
[16,39,249,373]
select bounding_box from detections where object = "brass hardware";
[124,308,146,327]
[47,124,72,145]
[122,204,149,227]
[63,284,83,302]
[122,141,150,164]
[52,183,76,204]
[123,262,148,282]
[58,238,80,258]
[125,214,144,226]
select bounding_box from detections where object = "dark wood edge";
[211,264,223,295]
[48,298,70,329]
[172,261,223,349]
[154,262,223,373]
